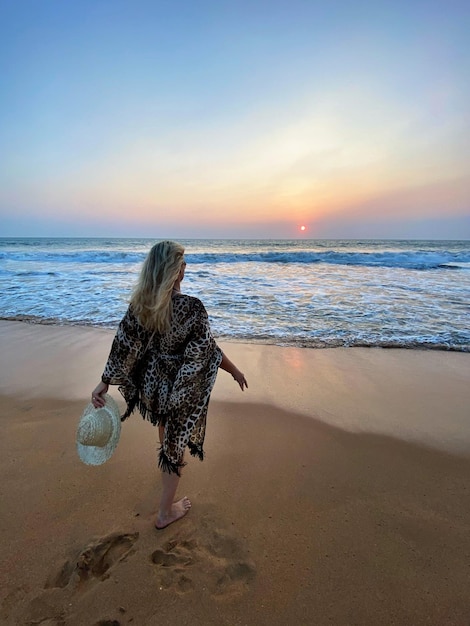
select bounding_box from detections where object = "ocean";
[1,238,469,351]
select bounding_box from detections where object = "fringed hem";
[117,386,138,422]
[120,400,137,422]
[118,388,166,427]
[158,448,187,476]
[188,442,204,461]
[136,400,167,427]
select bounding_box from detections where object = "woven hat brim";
[77,394,121,466]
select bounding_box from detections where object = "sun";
[300,225,306,232]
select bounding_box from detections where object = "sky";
[1,0,469,239]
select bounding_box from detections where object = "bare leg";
[155,424,191,530]
[155,471,191,530]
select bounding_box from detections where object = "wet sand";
[0,320,469,625]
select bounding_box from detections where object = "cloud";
[312,214,470,240]
[338,176,470,220]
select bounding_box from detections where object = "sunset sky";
[1,0,469,239]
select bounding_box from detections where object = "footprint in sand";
[150,526,255,598]
[46,531,139,589]
[8,534,138,626]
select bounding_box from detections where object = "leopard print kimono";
[102,294,222,475]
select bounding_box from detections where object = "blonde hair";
[130,240,185,332]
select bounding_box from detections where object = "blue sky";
[1,0,469,238]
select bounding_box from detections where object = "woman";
[91,241,247,530]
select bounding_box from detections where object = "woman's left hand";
[219,351,248,391]
[91,381,109,408]
[232,369,248,391]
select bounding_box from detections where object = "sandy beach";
[1,319,469,626]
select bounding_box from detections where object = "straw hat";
[77,394,121,465]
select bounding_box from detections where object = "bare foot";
[155,496,192,530]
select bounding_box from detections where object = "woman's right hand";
[91,381,109,408]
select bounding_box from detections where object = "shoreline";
[1,315,469,353]
[1,320,470,624]
[1,319,469,456]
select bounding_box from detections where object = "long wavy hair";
[130,240,185,332]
